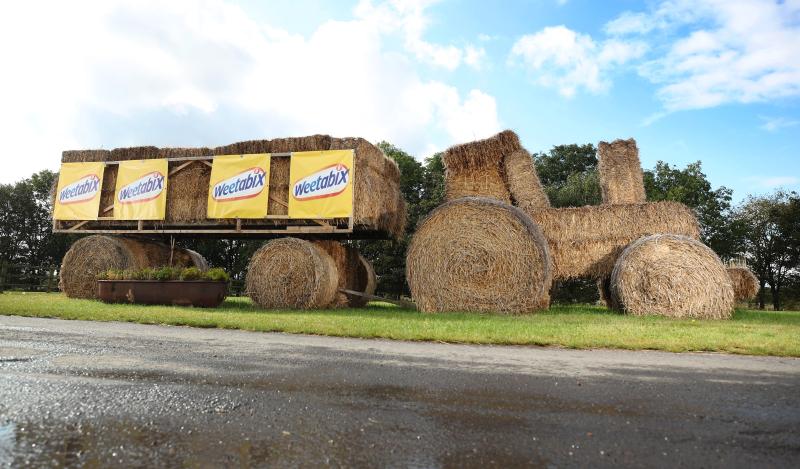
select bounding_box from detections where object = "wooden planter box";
[97,280,227,307]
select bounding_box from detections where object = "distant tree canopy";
[533,144,601,208]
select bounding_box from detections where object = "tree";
[734,191,800,310]
[644,161,739,259]
[533,144,601,208]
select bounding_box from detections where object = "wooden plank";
[99,152,292,166]
[201,160,213,168]
[52,227,354,235]
[339,289,416,310]
[67,220,90,231]
[101,204,114,214]
[268,195,288,208]
[168,160,195,177]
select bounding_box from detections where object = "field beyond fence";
[1,293,798,357]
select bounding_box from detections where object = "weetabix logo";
[117,172,165,204]
[59,174,100,205]
[292,163,350,201]
[212,167,266,202]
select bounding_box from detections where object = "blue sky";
[1,0,798,201]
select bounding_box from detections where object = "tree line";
[2,144,798,309]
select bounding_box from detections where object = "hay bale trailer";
[407,131,739,319]
[53,136,404,307]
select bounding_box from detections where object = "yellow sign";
[207,154,271,219]
[288,150,354,219]
[53,162,105,220]
[113,160,168,220]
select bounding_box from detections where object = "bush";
[96,266,230,282]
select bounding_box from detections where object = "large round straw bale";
[59,235,200,299]
[246,238,339,309]
[610,234,734,319]
[314,241,377,307]
[727,267,759,302]
[406,197,552,314]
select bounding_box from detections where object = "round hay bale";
[313,241,377,308]
[610,234,734,319]
[406,196,552,314]
[59,235,200,299]
[727,267,759,302]
[246,238,339,309]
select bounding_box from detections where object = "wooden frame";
[52,152,356,237]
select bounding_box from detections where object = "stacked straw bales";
[61,135,406,238]
[727,267,759,302]
[245,238,339,309]
[59,235,203,299]
[597,139,646,204]
[609,235,734,319]
[407,197,552,314]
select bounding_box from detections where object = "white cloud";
[747,176,800,188]
[0,0,500,183]
[759,116,800,132]
[354,0,485,70]
[611,0,800,111]
[509,26,646,97]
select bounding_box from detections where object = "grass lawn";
[1,292,799,357]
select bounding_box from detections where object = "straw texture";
[245,238,339,309]
[441,131,521,202]
[597,139,646,205]
[406,197,552,314]
[314,241,377,307]
[504,148,550,211]
[610,234,734,319]
[727,267,759,302]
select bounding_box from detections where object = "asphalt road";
[0,315,798,468]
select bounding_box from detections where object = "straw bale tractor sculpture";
[406,131,737,319]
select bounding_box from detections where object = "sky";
[1,0,798,201]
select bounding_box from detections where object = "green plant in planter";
[154,267,178,281]
[179,267,203,281]
[205,268,230,282]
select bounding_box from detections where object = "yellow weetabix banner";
[113,160,168,220]
[53,162,105,220]
[288,150,354,219]
[207,154,271,219]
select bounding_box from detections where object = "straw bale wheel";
[245,238,339,309]
[727,267,759,302]
[406,197,552,314]
[610,234,734,319]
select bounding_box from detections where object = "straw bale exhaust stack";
[245,238,339,309]
[441,130,521,203]
[598,138,646,205]
[59,235,203,299]
[727,267,759,302]
[610,234,734,319]
[406,197,552,314]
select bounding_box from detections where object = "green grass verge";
[1,292,799,357]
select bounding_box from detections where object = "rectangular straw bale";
[442,130,521,203]
[161,148,213,222]
[268,156,290,216]
[526,201,700,279]
[61,149,110,163]
[597,138,646,204]
[504,148,550,210]
[110,146,160,161]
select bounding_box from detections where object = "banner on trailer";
[53,162,105,220]
[207,153,271,219]
[288,150,354,219]
[113,160,168,220]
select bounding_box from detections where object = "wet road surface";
[0,315,798,468]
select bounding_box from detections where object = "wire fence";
[0,263,60,293]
